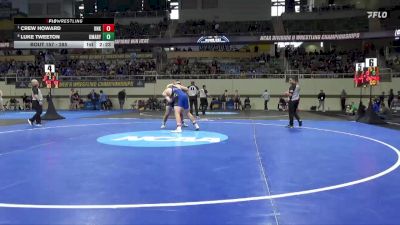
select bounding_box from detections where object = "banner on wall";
[60,80,145,88]
[69,53,153,60]
[260,33,361,41]
[113,30,397,46]
[15,80,145,88]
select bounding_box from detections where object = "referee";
[188,81,199,117]
[28,79,43,126]
[287,78,302,128]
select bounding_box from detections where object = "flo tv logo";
[367,11,388,19]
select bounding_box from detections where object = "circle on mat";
[205,112,239,115]
[97,130,228,147]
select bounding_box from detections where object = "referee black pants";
[341,98,346,111]
[288,100,300,126]
[200,98,208,115]
[264,100,269,110]
[30,100,42,124]
[189,96,199,116]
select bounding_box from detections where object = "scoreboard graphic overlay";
[14,18,115,49]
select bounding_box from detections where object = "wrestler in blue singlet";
[171,86,189,110]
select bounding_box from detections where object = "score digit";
[102,32,115,41]
[102,24,115,32]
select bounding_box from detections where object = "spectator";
[0,89,3,111]
[221,90,228,110]
[262,89,270,110]
[145,97,161,111]
[317,90,326,112]
[71,91,80,110]
[9,98,20,110]
[388,89,394,108]
[378,103,391,120]
[233,90,241,110]
[346,102,358,115]
[69,89,75,110]
[99,90,108,110]
[340,89,347,112]
[210,97,221,110]
[379,92,385,106]
[87,89,99,110]
[22,93,31,110]
[357,101,367,119]
[278,96,287,111]
[136,100,146,111]
[244,97,251,110]
[118,89,126,110]
[227,97,235,110]
[105,96,113,110]
[372,99,380,113]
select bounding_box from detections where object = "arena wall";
[180,0,271,22]
[1,78,398,111]
[14,0,74,18]
[313,0,397,10]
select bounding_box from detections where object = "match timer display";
[13,18,115,49]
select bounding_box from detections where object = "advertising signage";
[259,33,361,41]
[112,30,395,46]
[197,36,230,44]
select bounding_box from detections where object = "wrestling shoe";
[171,127,182,133]
[182,122,189,127]
[161,124,166,129]
[194,123,200,131]
[298,120,303,127]
[27,119,33,126]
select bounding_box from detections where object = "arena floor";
[0,110,400,224]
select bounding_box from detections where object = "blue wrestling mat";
[0,117,399,224]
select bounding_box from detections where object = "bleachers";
[115,20,169,38]
[176,20,273,36]
[283,17,369,34]
[286,48,365,74]
[381,8,400,30]
[0,48,397,80]
[162,55,284,76]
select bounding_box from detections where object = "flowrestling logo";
[97,130,228,147]
[367,11,388,19]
